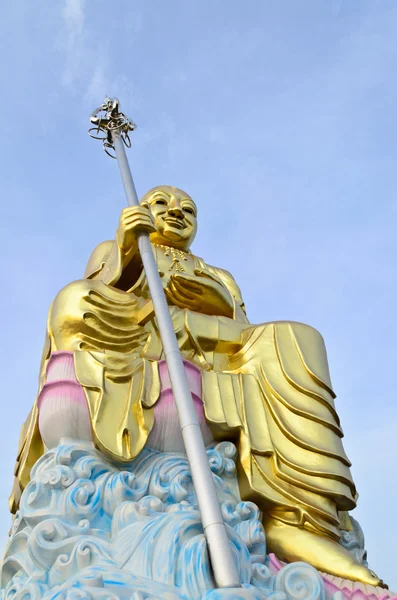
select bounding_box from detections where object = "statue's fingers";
[193,268,221,284]
[170,278,198,299]
[164,287,173,302]
[122,209,154,222]
[134,205,155,221]
[121,213,154,226]
[167,281,190,301]
[120,207,141,220]
[120,208,154,226]
[171,286,197,303]
[123,217,157,231]
[166,284,199,309]
[168,296,199,311]
[164,287,182,307]
[137,222,157,232]
[121,205,149,216]
[172,274,203,293]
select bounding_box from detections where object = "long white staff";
[89,97,240,589]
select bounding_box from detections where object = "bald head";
[140,185,198,250]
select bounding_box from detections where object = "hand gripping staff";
[89,97,240,589]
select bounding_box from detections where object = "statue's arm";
[84,240,125,285]
[84,205,156,288]
[83,240,144,290]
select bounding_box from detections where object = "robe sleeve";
[84,240,124,285]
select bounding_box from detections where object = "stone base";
[203,585,271,600]
[1,440,394,600]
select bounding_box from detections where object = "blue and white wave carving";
[0,440,332,600]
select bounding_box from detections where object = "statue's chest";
[155,246,196,285]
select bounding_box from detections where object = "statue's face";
[141,186,197,250]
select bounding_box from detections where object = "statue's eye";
[155,199,167,205]
[183,207,194,215]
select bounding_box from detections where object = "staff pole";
[89,97,240,590]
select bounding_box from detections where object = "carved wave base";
[0,441,395,600]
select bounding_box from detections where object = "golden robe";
[10,240,356,542]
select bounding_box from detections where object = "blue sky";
[0,0,396,588]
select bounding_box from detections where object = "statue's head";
[140,185,197,251]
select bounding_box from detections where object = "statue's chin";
[163,230,184,242]
[157,227,191,246]
[150,224,195,249]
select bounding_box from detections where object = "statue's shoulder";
[206,263,235,284]
[84,240,114,279]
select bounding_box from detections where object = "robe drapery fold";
[10,241,356,541]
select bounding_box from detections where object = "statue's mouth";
[164,217,186,230]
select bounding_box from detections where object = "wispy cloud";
[83,64,107,106]
[58,0,142,113]
[60,0,87,88]
[83,70,137,110]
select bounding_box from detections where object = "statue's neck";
[152,243,192,257]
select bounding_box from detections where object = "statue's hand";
[116,206,156,254]
[165,273,234,318]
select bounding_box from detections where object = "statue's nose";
[167,206,184,219]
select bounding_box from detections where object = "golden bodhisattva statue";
[11,185,382,587]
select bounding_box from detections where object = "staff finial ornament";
[89,96,136,157]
